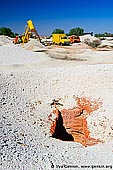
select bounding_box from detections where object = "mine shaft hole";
[52,110,74,141]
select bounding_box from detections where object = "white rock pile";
[0,43,49,66]
[0,35,13,46]
[22,38,47,52]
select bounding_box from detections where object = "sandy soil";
[0,37,113,170]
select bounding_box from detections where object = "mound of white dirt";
[80,35,100,43]
[0,44,49,65]
[0,35,13,45]
[22,38,47,52]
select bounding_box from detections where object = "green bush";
[0,27,17,38]
[69,27,84,36]
[52,29,64,34]
[95,32,113,37]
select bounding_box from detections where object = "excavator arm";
[13,20,41,44]
[22,20,41,43]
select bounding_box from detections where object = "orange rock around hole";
[49,97,102,146]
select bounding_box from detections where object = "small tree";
[69,27,84,36]
[52,28,64,34]
[0,27,15,38]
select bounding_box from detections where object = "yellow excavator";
[13,20,41,44]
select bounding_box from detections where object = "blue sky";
[0,0,113,35]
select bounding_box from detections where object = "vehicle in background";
[70,35,80,43]
[52,34,70,45]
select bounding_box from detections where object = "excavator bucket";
[27,20,35,31]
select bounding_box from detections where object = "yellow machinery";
[13,20,41,44]
[52,34,70,45]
